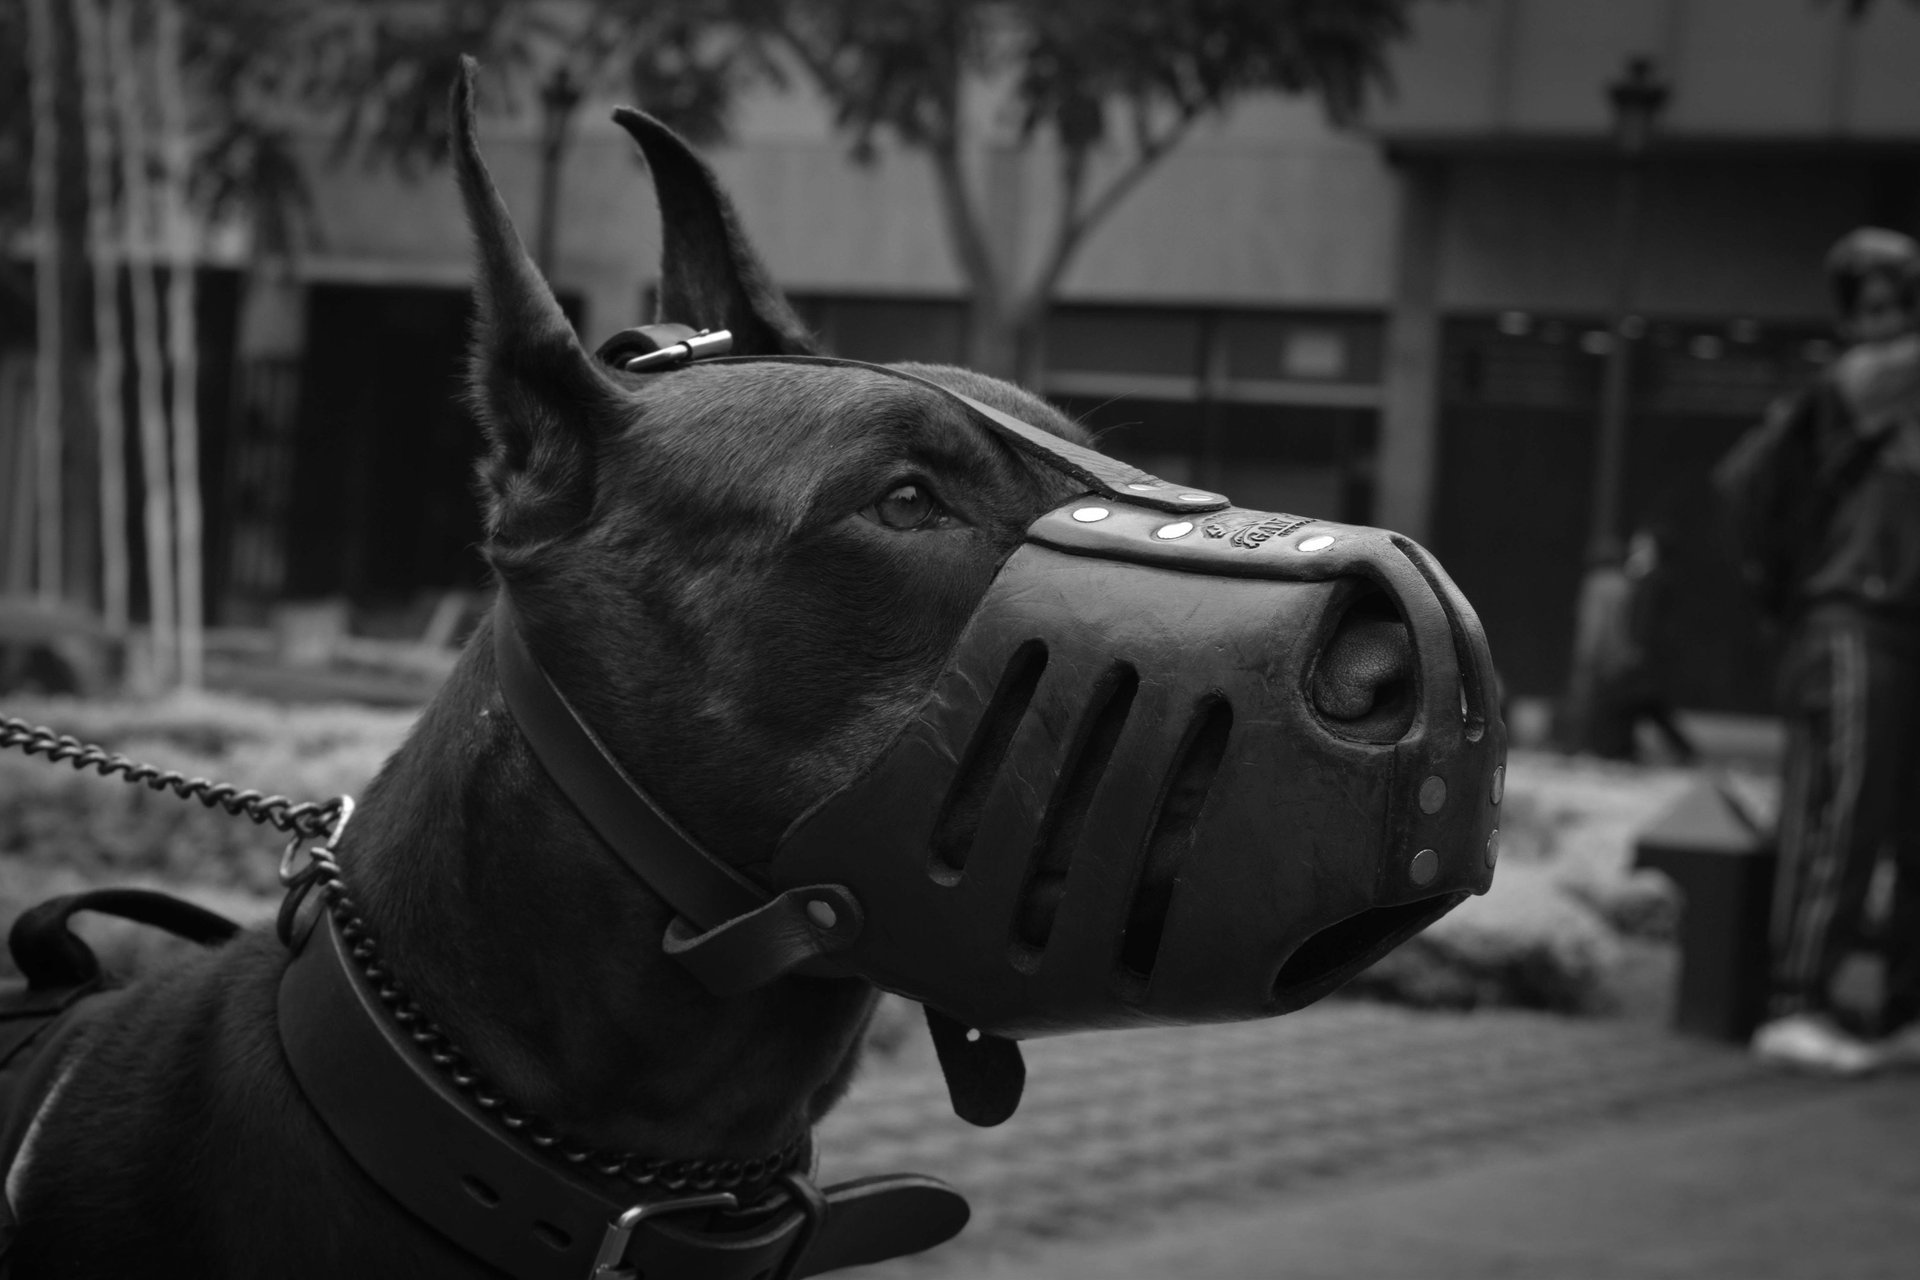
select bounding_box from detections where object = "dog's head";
[451,63,1093,866]
[441,60,1499,1059]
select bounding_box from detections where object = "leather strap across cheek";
[493,605,871,992]
[492,607,769,932]
[661,885,864,992]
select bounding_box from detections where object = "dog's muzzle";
[499,329,1505,1121]
[772,496,1501,1038]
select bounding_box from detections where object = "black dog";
[5,60,1446,1276]
[3,63,1109,1278]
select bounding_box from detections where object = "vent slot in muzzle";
[1119,696,1233,988]
[931,639,1049,883]
[1011,663,1139,966]
[1269,894,1463,1004]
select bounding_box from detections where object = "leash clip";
[590,1191,738,1279]
[276,796,356,949]
[597,326,734,373]
[278,795,357,887]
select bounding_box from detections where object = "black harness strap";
[492,606,765,932]
[277,909,969,1280]
[0,890,240,1267]
[0,989,127,1266]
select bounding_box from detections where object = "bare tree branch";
[1029,106,1199,306]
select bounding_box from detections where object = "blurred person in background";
[1565,524,1699,764]
[1715,227,1920,1075]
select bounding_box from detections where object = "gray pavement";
[818,1000,1912,1278]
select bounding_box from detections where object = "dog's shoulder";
[11,931,462,1276]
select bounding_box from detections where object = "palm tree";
[317,0,742,278]
[109,0,178,687]
[157,0,204,687]
[747,0,1424,383]
[74,0,130,639]
[24,0,64,601]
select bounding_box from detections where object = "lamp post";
[1564,55,1670,755]
[1588,57,1669,560]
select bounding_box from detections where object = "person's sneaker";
[1751,1013,1882,1076]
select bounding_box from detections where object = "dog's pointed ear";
[612,107,819,357]
[453,58,627,547]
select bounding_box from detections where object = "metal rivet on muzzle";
[1485,828,1501,869]
[1491,764,1506,805]
[806,900,839,929]
[1155,521,1194,540]
[1418,776,1446,814]
[1298,534,1335,553]
[1072,507,1111,523]
[1178,492,1220,503]
[1409,848,1438,886]
[1125,482,1162,492]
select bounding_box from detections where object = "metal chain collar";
[280,842,809,1196]
[2,710,807,1198]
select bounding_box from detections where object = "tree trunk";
[1008,298,1048,392]
[959,293,1051,389]
[962,294,1021,382]
[157,0,203,687]
[25,0,64,600]
[53,0,97,615]
[925,127,1021,380]
[109,0,177,687]
[76,0,129,637]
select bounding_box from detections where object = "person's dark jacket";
[1714,333,1920,621]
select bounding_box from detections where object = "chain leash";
[3,709,807,1197]
[1,713,346,839]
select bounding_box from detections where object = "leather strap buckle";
[590,1191,738,1279]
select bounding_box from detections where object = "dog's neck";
[336,620,877,1164]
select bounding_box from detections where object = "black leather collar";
[276,902,969,1279]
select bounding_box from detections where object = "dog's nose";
[1310,589,1417,742]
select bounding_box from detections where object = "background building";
[15,0,1918,714]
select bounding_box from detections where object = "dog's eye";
[864,483,946,532]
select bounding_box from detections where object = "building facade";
[189,0,1920,710]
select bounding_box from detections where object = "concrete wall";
[294,3,1920,336]
[1370,0,1920,141]
[292,79,1400,331]
[1437,154,1903,318]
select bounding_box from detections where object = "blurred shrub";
[1558,867,1683,941]
[4,707,1702,1022]
[1,693,410,980]
[1340,751,1705,1016]
[1,692,409,897]
[1345,864,1625,1014]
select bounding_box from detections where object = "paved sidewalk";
[957,1079,1920,1280]
[817,1001,1905,1277]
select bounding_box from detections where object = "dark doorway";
[284,284,579,608]
[1432,315,1822,714]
